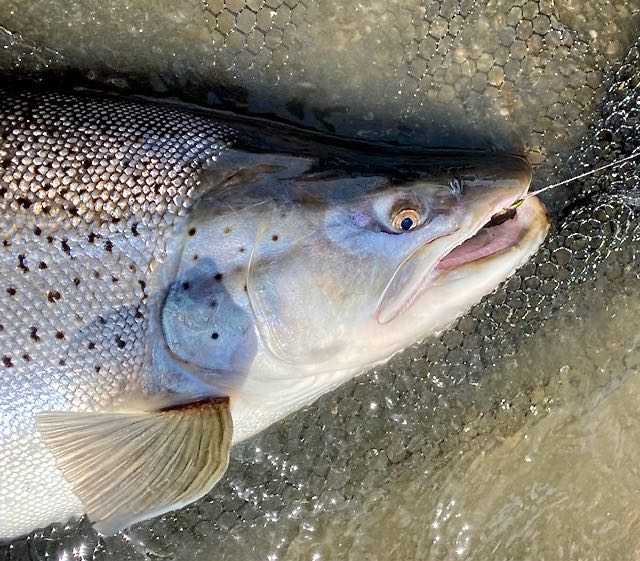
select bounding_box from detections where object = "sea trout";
[0,88,548,538]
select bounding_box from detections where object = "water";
[297,278,640,561]
[0,1,639,560]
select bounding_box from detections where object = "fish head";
[164,152,547,386]
[240,153,548,374]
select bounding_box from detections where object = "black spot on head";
[223,226,232,235]
[214,273,223,282]
[93,270,100,279]
[48,290,62,303]
[131,223,139,237]
[73,277,81,286]
[192,254,199,261]
[211,332,219,340]
[46,236,54,244]
[6,287,16,296]
[111,275,119,283]
[95,365,101,373]
[272,234,279,242]
[39,261,48,270]
[82,158,92,169]
[33,227,42,236]
[182,282,190,291]
[22,353,30,362]
[243,284,248,293]
[16,197,31,209]
[2,356,13,368]
[30,327,41,342]
[188,227,196,236]
[209,300,217,308]
[88,341,96,350]
[134,307,144,319]
[88,232,96,244]
[0,324,3,331]
[61,239,71,254]
[104,240,113,252]
[97,316,106,325]
[115,335,126,349]
[2,240,10,247]
[58,359,66,366]
[55,331,65,340]
[112,218,121,225]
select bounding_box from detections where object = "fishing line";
[508,151,640,209]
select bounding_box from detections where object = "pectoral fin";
[36,397,232,535]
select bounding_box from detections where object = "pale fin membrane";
[36,398,232,535]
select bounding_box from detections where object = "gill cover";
[246,191,378,370]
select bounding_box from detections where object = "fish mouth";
[434,199,539,272]
[376,194,549,324]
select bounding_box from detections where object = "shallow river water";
[0,1,639,560]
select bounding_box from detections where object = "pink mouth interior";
[436,212,526,271]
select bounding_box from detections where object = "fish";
[0,87,548,539]
[0,0,638,558]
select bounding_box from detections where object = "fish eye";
[391,208,421,232]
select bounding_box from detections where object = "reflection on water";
[442,361,640,561]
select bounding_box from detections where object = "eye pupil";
[391,206,421,232]
[400,217,414,231]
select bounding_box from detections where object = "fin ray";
[37,398,232,535]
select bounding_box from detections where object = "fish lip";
[375,189,534,325]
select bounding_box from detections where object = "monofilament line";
[528,151,640,199]
[509,151,640,209]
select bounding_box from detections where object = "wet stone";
[441,329,463,349]
[552,247,572,266]
[516,19,534,41]
[456,315,477,334]
[538,262,558,278]
[386,439,409,463]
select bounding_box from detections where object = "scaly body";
[0,89,547,538]
[0,89,237,537]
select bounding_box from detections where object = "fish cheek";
[246,230,388,369]
[161,258,257,393]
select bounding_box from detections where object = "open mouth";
[435,201,534,271]
[376,194,548,325]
